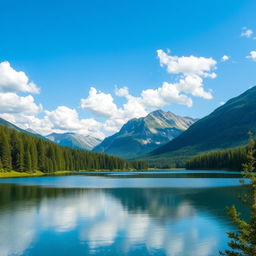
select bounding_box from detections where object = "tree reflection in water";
[0,183,247,256]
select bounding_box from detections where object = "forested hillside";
[0,125,147,173]
[141,86,256,167]
[186,145,250,171]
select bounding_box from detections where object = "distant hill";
[0,117,46,140]
[0,117,26,132]
[93,110,196,159]
[141,86,256,167]
[46,132,102,151]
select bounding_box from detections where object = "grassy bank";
[0,170,72,178]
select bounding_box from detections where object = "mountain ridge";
[93,110,196,159]
[0,118,46,140]
[46,132,102,151]
[141,86,256,167]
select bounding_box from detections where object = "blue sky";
[0,0,256,137]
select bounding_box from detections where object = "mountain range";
[0,118,102,151]
[93,110,196,159]
[46,133,102,151]
[140,86,256,167]
[1,85,256,167]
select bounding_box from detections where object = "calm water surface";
[0,170,247,256]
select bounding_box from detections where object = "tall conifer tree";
[220,134,256,255]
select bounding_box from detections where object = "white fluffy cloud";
[0,52,217,137]
[0,113,53,135]
[81,85,192,132]
[0,61,39,93]
[81,87,119,118]
[81,87,148,132]
[45,106,104,138]
[157,49,217,78]
[115,86,129,97]
[0,62,47,134]
[157,50,216,99]
[241,27,254,38]
[0,93,41,114]
[221,55,229,62]
[141,82,193,108]
[246,51,256,61]
[0,61,105,138]
[80,50,217,133]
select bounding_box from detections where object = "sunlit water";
[0,170,247,256]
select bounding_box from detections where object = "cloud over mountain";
[0,50,217,137]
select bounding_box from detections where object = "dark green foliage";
[0,125,148,173]
[24,148,32,172]
[129,160,148,170]
[0,158,2,170]
[186,146,247,171]
[220,135,256,255]
[0,129,12,171]
[11,132,24,172]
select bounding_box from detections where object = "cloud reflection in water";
[0,183,240,256]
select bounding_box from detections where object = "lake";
[0,170,247,256]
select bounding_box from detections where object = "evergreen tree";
[220,134,256,255]
[24,149,32,172]
[11,132,24,171]
[0,157,3,171]
[37,140,46,171]
[0,129,12,170]
[0,124,148,173]
[186,146,247,171]
[29,140,38,171]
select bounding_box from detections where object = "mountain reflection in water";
[0,174,247,256]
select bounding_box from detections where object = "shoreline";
[0,168,188,179]
[0,170,72,178]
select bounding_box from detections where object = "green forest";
[0,125,147,173]
[186,144,251,171]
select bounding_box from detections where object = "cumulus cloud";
[0,93,41,114]
[157,50,216,100]
[0,61,40,93]
[81,87,119,118]
[80,50,217,133]
[0,61,49,134]
[80,87,148,132]
[157,49,217,78]
[141,82,193,107]
[0,61,104,138]
[0,52,216,137]
[81,85,191,132]
[1,113,54,135]
[221,55,229,62]
[45,106,104,138]
[115,86,129,97]
[241,27,253,38]
[246,51,256,61]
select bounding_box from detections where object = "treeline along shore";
[186,143,254,171]
[0,125,148,174]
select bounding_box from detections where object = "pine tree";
[0,157,3,171]
[0,130,12,171]
[30,140,38,171]
[220,133,256,255]
[24,149,32,172]
[11,132,24,171]
[37,140,46,171]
